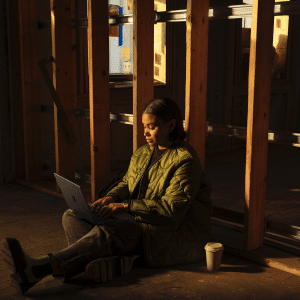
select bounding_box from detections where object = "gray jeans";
[52,209,143,280]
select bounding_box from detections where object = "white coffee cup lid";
[204,242,224,252]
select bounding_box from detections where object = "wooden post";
[76,0,88,94]
[185,0,209,171]
[18,0,43,182]
[244,0,275,251]
[51,0,76,188]
[87,0,111,200]
[133,0,154,151]
[7,0,25,180]
[75,0,87,176]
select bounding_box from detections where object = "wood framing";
[244,0,275,251]
[133,0,154,151]
[75,0,88,176]
[87,0,111,200]
[18,0,43,182]
[51,0,76,188]
[185,0,209,170]
[76,0,88,94]
[7,0,25,180]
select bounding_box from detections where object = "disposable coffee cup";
[204,242,224,271]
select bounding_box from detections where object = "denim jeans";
[52,209,143,280]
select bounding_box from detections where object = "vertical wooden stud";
[133,0,154,151]
[18,0,43,182]
[224,20,236,150]
[244,0,275,251]
[7,0,25,180]
[88,0,111,200]
[185,0,209,170]
[74,0,87,176]
[51,0,76,187]
[77,0,88,94]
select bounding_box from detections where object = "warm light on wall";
[154,0,166,84]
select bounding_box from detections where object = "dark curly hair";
[143,97,186,144]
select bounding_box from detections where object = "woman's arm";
[106,170,130,201]
[125,160,202,226]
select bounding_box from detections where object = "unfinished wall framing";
[7,0,300,262]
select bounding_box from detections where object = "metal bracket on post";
[38,57,77,144]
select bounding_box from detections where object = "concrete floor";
[1,178,300,300]
[2,252,300,300]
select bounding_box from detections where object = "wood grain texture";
[185,0,209,171]
[51,0,76,190]
[133,0,154,151]
[7,0,25,181]
[87,0,111,200]
[244,0,275,251]
[18,0,43,182]
[77,0,88,94]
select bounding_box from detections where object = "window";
[238,0,290,83]
[108,0,167,87]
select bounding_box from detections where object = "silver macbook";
[54,173,135,225]
[54,173,95,224]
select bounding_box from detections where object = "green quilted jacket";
[107,140,212,267]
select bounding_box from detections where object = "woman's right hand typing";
[91,196,115,213]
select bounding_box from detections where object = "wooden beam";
[185,0,209,170]
[76,0,88,94]
[109,6,120,38]
[244,0,275,251]
[133,0,154,151]
[75,0,85,177]
[51,0,76,188]
[18,0,43,182]
[87,0,111,200]
[7,0,25,180]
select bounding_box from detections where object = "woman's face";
[142,113,176,150]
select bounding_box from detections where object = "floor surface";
[1,143,300,299]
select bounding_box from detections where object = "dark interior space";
[0,0,300,299]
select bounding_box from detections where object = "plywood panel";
[88,0,111,200]
[133,0,154,151]
[244,0,275,251]
[51,0,76,189]
[18,0,43,182]
[185,0,209,170]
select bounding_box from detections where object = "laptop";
[54,173,96,224]
[54,173,135,224]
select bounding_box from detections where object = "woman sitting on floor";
[1,97,212,294]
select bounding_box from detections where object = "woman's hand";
[96,203,127,218]
[91,196,115,212]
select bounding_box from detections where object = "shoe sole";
[1,238,35,294]
[85,255,139,283]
